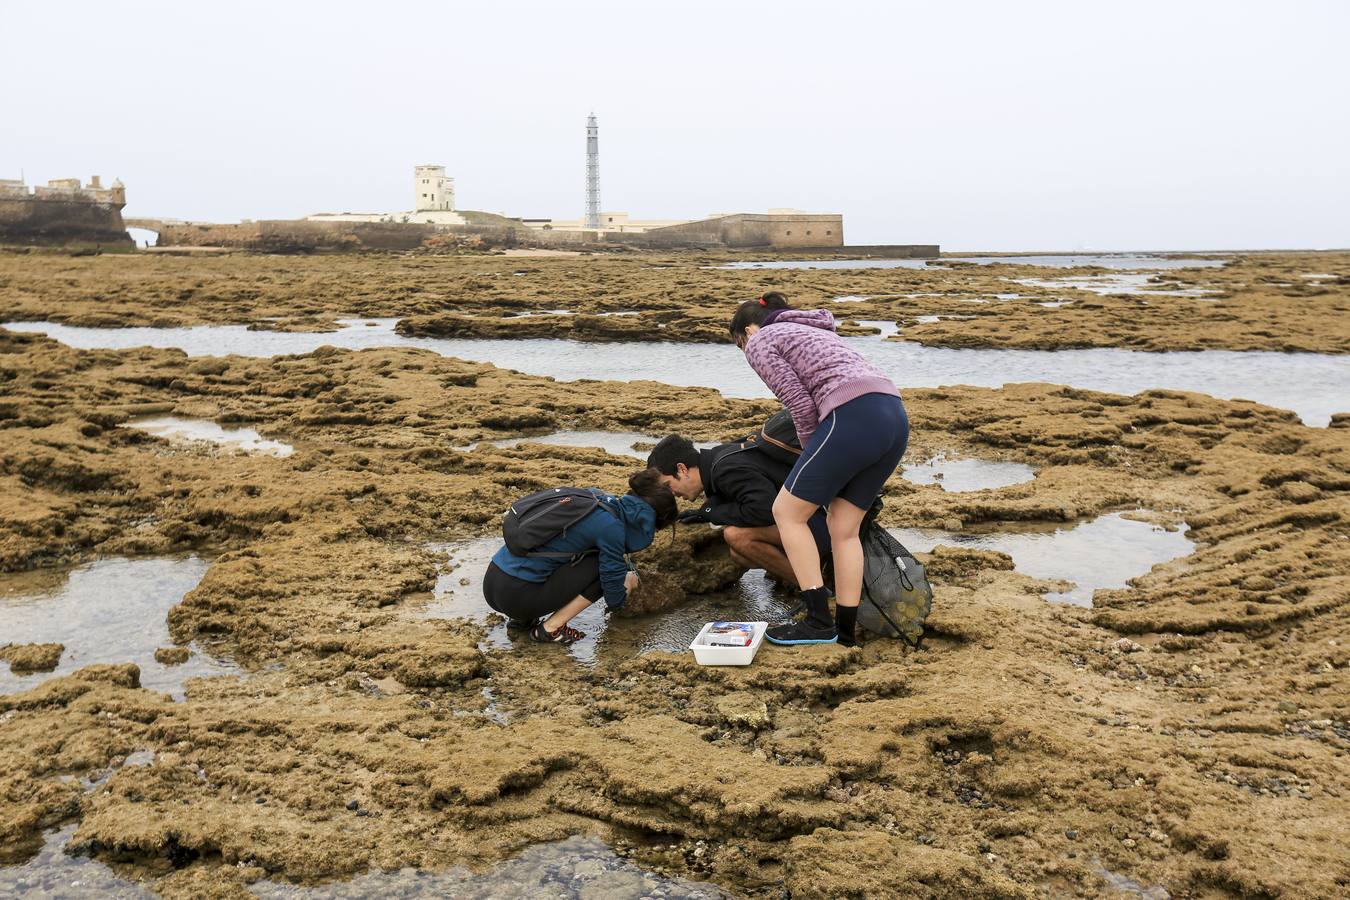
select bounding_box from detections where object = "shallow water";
[459,430,714,461]
[901,453,1036,491]
[121,416,293,457]
[890,512,1193,606]
[0,828,725,899]
[1094,861,1172,899]
[251,835,727,899]
[0,557,238,700]
[914,314,976,324]
[0,825,153,899]
[719,255,1225,270]
[8,319,1346,426]
[1014,273,1220,297]
[424,539,794,666]
[854,318,900,338]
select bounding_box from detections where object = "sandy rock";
[0,642,63,673]
[154,646,192,666]
[714,691,771,729]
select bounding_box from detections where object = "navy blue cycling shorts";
[785,392,909,509]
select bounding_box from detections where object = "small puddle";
[7,319,1347,426]
[901,453,1035,491]
[0,557,239,700]
[120,417,293,457]
[424,540,793,666]
[250,835,726,898]
[1094,861,1172,898]
[890,512,1193,606]
[0,824,153,898]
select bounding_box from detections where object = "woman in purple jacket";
[729,292,909,647]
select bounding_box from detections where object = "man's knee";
[723,525,750,552]
[727,547,752,568]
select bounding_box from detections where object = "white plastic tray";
[689,621,767,666]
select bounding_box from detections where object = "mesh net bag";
[857,524,933,647]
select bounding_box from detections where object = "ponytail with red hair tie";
[758,296,767,306]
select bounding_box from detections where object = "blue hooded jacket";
[489,491,657,610]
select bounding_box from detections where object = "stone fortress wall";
[0,176,132,247]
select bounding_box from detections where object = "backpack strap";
[754,431,802,457]
[703,442,752,497]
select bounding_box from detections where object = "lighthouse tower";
[584,114,600,229]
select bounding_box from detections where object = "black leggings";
[482,555,603,621]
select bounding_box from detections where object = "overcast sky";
[4,1,1348,250]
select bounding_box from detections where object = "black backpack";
[857,524,933,648]
[502,487,619,558]
[744,409,802,466]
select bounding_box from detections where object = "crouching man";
[647,434,828,588]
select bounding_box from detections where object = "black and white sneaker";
[765,618,838,645]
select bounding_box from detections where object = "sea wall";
[636,213,845,249]
[154,219,604,253]
[0,197,132,248]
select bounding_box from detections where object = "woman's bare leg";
[773,489,826,589]
[826,498,869,608]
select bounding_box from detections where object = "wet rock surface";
[1,251,1347,353]
[0,255,1346,898]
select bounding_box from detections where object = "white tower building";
[414,165,455,212]
[585,114,600,230]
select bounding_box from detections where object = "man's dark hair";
[646,434,700,476]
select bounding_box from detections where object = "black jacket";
[694,443,793,527]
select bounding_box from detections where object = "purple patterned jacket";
[743,308,900,446]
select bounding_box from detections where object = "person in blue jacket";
[483,469,678,644]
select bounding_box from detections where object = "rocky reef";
[0,253,1347,898]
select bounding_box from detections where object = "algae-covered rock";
[621,524,745,615]
[785,828,1032,899]
[0,642,63,673]
[715,691,771,729]
[154,646,192,665]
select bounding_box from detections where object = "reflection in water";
[7,319,1345,426]
[424,539,793,666]
[890,512,1193,606]
[901,453,1036,492]
[121,416,293,457]
[0,825,153,899]
[250,835,726,899]
[0,557,238,700]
